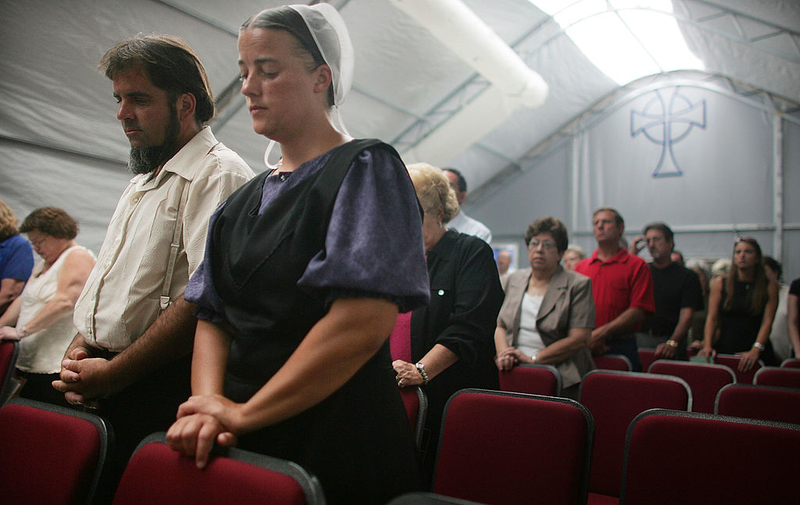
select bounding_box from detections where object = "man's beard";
[127,107,181,175]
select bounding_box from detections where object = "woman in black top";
[393,163,503,483]
[166,5,429,504]
[699,237,778,370]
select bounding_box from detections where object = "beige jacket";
[498,266,596,388]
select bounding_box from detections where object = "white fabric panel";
[576,86,774,232]
[469,147,571,243]
[0,138,130,253]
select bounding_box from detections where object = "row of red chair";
[0,398,324,505]
[392,387,800,505]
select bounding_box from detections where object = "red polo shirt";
[574,247,655,329]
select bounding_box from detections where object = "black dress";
[716,280,776,365]
[191,140,429,505]
[410,230,504,480]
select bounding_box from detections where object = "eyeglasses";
[528,240,557,251]
[28,236,47,248]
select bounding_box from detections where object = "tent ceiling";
[1,0,799,249]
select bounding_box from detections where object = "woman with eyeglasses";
[0,207,95,407]
[495,216,596,400]
[698,237,778,371]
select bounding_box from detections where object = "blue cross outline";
[631,87,706,178]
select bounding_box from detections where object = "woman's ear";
[314,64,333,95]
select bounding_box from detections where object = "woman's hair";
[685,258,711,282]
[0,199,19,242]
[525,216,569,253]
[763,256,782,282]
[99,34,215,124]
[406,163,459,224]
[565,244,586,259]
[20,207,79,240]
[241,7,334,107]
[724,237,768,315]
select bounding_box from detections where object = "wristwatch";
[415,362,429,385]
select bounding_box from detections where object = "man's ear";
[178,93,197,121]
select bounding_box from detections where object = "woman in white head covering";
[166,5,429,503]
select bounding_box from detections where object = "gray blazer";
[498,266,596,388]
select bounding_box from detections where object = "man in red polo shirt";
[575,207,655,371]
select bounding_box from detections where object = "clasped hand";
[392,360,423,387]
[495,348,525,370]
[52,347,117,409]
[166,394,240,469]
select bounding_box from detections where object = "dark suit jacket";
[498,266,595,388]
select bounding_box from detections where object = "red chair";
[389,492,486,504]
[712,354,762,384]
[498,363,562,396]
[579,371,690,504]
[399,386,428,448]
[637,349,658,373]
[0,341,19,405]
[780,357,800,368]
[112,433,325,505]
[0,397,111,505]
[620,409,800,505]
[433,389,594,505]
[648,360,735,414]
[753,366,800,389]
[592,354,633,371]
[715,384,800,424]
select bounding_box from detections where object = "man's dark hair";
[99,34,215,124]
[643,221,674,243]
[442,168,467,193]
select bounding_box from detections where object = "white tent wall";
[467,72,800,281]
[1,0,798,278]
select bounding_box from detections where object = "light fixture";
[531,0,704,85]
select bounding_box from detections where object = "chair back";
[433,389,594,505]
[780,357,800,368]
[579,370,690,501]
[620,409,800,505]
[399,386,428,448]
[592,354,632,371]
[0,340,19,405]
[637,349,658,373]
[712,354,762,383]
[648,360,735,413]
[753,366,800,389]
[715,384,800,424]
[498,364,562,396]
[112,433,325,505]
[0,397,111,505]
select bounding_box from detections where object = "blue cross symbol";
[631,87,706,178]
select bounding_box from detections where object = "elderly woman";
[562,244,585,272]
[495,217,595,400]
[0,208,94,407]
[699,237,778,371]
[0,199,34,316]
[393,162,503,482]
[165,5,428,504]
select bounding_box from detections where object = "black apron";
[209,139,421,504]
